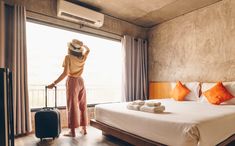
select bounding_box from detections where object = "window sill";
[30,101,121,112]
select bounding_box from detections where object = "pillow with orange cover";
[203,82,234,105]
[172,81,190,101]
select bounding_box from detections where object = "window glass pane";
[26,21,122,108]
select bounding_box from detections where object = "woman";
[47,39,90,137]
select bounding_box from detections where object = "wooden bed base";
[90,119,166,146]
[90,119,235,146]
[217,134,235,146]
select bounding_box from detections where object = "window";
[26,21,122,108]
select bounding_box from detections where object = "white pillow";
[223,82,235,96]
[185,82,200,101]
[201,83,215,92]
[200,82,235,104]
[221,82,235,104]
[200,83,215,102]
[171,82,200,101]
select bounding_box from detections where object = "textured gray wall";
[148,0,235,82]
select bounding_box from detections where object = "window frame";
[26,18,122,43]
[30,102,121,112]
[26,19,123,111]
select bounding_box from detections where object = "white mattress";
[94,99,235,146]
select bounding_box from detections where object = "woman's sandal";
[80,128,87,135]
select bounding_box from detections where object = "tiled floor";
[15,126,133,146]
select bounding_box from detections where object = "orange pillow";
[203,82,234,105]
[172,81,190,101]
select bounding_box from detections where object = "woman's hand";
[82,45,89,51]
[47,83,55,89]
[82,45,90,56]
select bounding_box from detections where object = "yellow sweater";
[62,54,88,77]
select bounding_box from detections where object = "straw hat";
[68,39,84,53]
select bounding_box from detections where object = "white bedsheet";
[94,99,235,146]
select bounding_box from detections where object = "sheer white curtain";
[1,3,31,135]
[122,35,148,101]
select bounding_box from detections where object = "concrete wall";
[148,0,235,82]
[7,0,235,82]
[5,0,147,39]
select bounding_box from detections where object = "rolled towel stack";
[126,100,145,111]
[145,101,161,107]
[126,100,165,113]
[127,103,142,111]
[140,101,165,113]
[140,105,165,113]
[132,100,145,106]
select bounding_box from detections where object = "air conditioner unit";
[57,0,104,28]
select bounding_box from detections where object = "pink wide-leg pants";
[66,76,88,128]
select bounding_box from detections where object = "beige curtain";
[4,4,31,135]
[0,0,5,67]
[122,35,148,102]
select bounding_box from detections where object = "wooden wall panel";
[149,82,172,99]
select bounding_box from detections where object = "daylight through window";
[26,21,122,108]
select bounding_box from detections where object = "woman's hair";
[68,48,83,58]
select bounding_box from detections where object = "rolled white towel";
[132,100,145,106]
[127,103,142,111]
[145,101,161,107]
[140,105,165,113]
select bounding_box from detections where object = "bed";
[91,98,235,146]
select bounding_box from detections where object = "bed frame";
[90,119,235,146]
[90,119,166,146]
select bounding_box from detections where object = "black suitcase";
[35,86,61,141]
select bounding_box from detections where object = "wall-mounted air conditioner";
[57,0,104,28]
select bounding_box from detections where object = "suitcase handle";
[45,86,57,108]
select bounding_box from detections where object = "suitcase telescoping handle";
[45,86,57,108]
